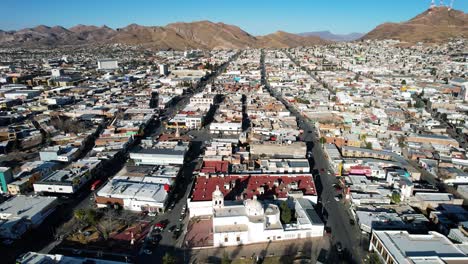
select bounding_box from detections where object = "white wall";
[33,183,75,194]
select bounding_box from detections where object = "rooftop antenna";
[439,0,444,6]
[430,0,436,9]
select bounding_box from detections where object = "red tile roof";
[200,160,229,173]
[191,174,316,202]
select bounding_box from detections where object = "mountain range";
[0,7,466,50]
[298,31,364,42]
[0,21,329,50]
[362,6,468,42]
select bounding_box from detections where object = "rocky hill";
[362,7,468,43]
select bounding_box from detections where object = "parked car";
[155,221,167,230]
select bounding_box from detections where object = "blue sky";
[2,0,467,35]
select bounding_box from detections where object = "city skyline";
[2,0,467,35]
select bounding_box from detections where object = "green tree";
[221,252,231,264]
[414,99,425,108]
[85,209,98,226]
[74,209,86,224]
[367,252,383,264]
[401,80,406,85]
[331,96,337,102]
[162,253,176,264]
[365,142,373,150]
[280,201,292,224]
[319,137,327,145]
[391,192,401,204]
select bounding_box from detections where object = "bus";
[90,180,102,191]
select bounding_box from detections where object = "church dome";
[244,196,264,216]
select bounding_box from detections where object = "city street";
[261,50,365,264]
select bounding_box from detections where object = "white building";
[130,141,189,166]
[159,64,169,75]
[51,69,64,77]
[210,187,324,247]
[95,177,168,213]
[210,122,242,135]
[369,230,468,264]
[97,59,119,70]
[33,159,101,194]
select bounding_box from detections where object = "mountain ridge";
[362,7,468,43]
[0,20,330,50]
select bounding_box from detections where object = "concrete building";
[250,142,307,159]
[406,134,459,148]
[39,145,79,162]
[130,142,188,166]
[159,64,169,75]
[97,59,119,70]
[369,230,468,264]
[0,195,57,239]
[51,68,64,77]
[95,176,169,213]
[33,159,101,194]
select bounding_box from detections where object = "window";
[236,236,240,242]
[224,237,228,243]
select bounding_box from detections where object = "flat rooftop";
[0,195,57,220]
[373,230,468,264]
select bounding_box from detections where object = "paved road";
[137,53,240,263]
[261,50,364,264]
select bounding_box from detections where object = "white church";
[210,185,324,247]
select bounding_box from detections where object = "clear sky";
[2,0,467,35]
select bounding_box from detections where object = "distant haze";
[298,31,365,42]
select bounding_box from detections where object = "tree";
[440,113,448,121]
[162,253,176,264]
[368,252,383,264]
[85,209,98,226]
[96,209,118,241]
[280,201,292,224]
[391,192,401,204]
[221,252,231,264]
[407,101,412,108]
[319,137,326,145]
[414,99,425,108]
[401,80,406,85]
[74,209,87,224]
[365,142,373,150]
[331,96,337,102]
